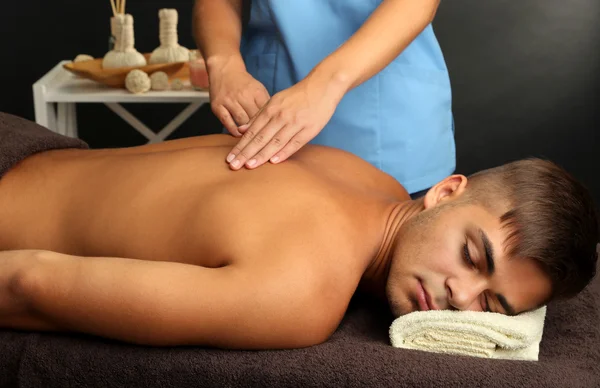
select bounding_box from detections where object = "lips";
[416,280,430,311]
[424,286,438,311]
[416,279,440,311]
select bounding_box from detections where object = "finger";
[233,102,252,127]
[269,131,309,164]
[228,118,285,170]
[238,97,261,121]
[238,123,249,134]
[237,112,258,135]
[238,105,266,134]
[213,105,241,137]
[226,113,272,167]
[221,99,251,128]
[244,124,299,169]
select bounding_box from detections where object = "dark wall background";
[0,1,598,207]
[434,0,600,204]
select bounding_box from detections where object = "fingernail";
[226,154,235,163]
[239,124,248,130]
[247,159,256,167]
[270,156,280,163]
[231,160,241,168]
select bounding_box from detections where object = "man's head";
[386,158,599,317]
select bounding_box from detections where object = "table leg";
[33,81,57,132]
[34,101,57,132]
[65,103,78,138]
[57,103,78,137]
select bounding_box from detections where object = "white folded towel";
[389,306,547,361]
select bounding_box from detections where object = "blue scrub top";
[240,0,455,194]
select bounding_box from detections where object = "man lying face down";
[0,125,597,350]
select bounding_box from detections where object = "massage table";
[0,257,598,388]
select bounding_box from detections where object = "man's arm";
[4,250,332,349]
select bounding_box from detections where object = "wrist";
[306,61,354,102]
[205,53,246,75]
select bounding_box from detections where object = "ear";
[422,174,468,210]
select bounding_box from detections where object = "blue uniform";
[240,0,455,193]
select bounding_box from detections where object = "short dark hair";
[466,158,599,300]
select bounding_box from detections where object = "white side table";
[32,61,211,143]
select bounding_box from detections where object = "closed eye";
[462,241,475,268]
[463,239,491,312]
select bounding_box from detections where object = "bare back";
[0,134,407,262]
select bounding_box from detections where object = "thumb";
[239,102,268,134]
[238,123,250,134]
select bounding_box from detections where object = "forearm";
[308,0,440,95]
[193,0,246,71]
[8,251,218,346]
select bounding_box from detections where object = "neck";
[359,199,424,299]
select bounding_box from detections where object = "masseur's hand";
[208,56,270,137]
[225,75,343,170]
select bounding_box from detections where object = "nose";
[446,275,487,311]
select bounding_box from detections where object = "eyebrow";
[478,229,517,316]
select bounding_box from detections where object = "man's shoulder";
[296,145,410,200]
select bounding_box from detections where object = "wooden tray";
[63,53,190,88]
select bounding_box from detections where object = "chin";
[386,293,415,318]
[390,303,414,318]
[386,281,417,318]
